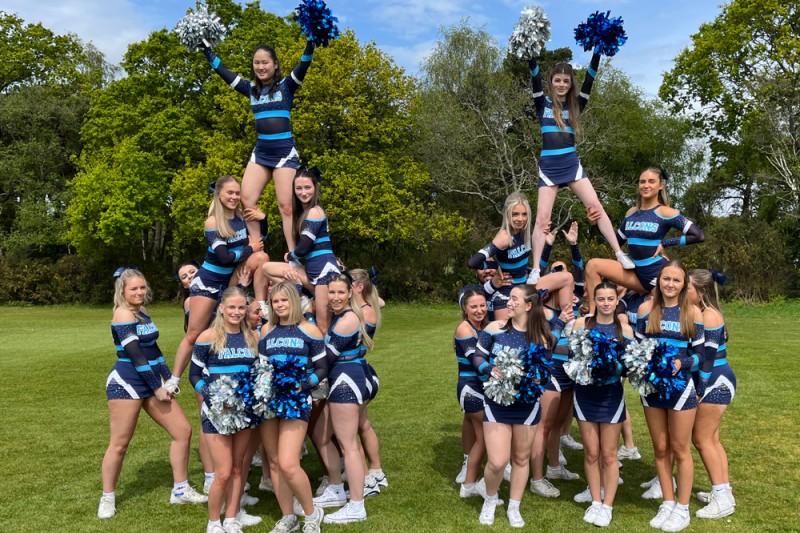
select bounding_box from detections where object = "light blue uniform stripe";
[211,57,220,69]
[552,354,569,362]
[660,338,688,348]
[632,256,662,267]
[257,132,293,141]
[254,110,291,120]
[208,365,251,374]
[315,236,331,244]
[530,66,540,77]
[135,364,152,372]
[587,66,597,77]
[456,357,470,365]
[307,249,335,259]
[498,257,529,270]
[269,354,309,364]
[700,370,712,379]
[201,261,234,275]
[301,54,313,61]
[512,275,528,284]
[541,147,576,157]
[628,237,662,246]
[459,371,477,377]
[541,125,575,134]
[713,357,728,367]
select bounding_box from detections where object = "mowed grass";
[1,301,799,532]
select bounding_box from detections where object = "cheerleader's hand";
[249,236,264,253]
[563,221,579,245]
[652,244,668,260]
[243,207,266,221]
[154,387,172,402]
[491,270,513,289]
[559,308,575,324]
[586,206,602,225]
[672,359,682,374]
[491,367,504,380]
[236,264,253,287]
[544,221,556,246]
[283,267,301,283]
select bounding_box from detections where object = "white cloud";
[364,0,487,40]
[377,39,437,75]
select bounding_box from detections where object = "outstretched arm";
[202,47,251,97]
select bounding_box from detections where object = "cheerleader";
[190,288,258,533]
[99,269,205,519]
[263,168,341,333]
[571,281,634,527]
[313,273,373,524]
[472,285,565,527]
[201,39,315,249]
[176,260,200,332]
[635,261,704,532]
[467,193,532,320]
[351,268,388,494]
[453,286,490,498]
[688,269,736,519]
[526,52,635,285]
[258,281,327,533]
[584,167,705,313]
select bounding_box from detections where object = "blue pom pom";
[516,344,554,404]
[587,330,623,384]
[268,356,311,419]
[573,11,627,57]
[644,343,687,400]
[294,0,340,47]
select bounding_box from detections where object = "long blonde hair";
[646,260,696,339]
[549,63,582,138]
[113,269,151,321]
[350,268,381,330]
[267,281,304,328]
[500,192,531,249]
[210,287,258,355]
[208,175,242,238]
[329,273,374,351]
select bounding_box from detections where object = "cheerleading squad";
[455,50,735,531]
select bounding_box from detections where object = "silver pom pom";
[483,347,524,406]
[508,5,551,60]
[208,375,251,435]
[175,3,227,52]
[565,328,593,386]
[251,361,276,419]
[622,338,658,397]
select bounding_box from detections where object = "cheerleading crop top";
[468,232,531,285]
[111,312,171,391]
[288,211,335,263]
[190,331,257,403]
[617,206,704,269]
[202,215,252,276]
[636,305,705,374]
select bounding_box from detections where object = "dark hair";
[585,280,624,342]
[251,45,282,100]
[291,168,322,246]
[502,284,555,349]
[459,286,488,328]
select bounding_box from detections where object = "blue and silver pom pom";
[508,5,551,59]
[483,347,524,406]
[251,361,276,419]
[268,355,312,420]
[645,342,687,400]
[573,10,627,57]
[516,343,553,404]
[175,3,227,51]
[566,328,594,385]
[208,375,251,435]
[622,338,658,396]
[294,0,340,47]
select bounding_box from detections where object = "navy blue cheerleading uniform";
[361,307,380,402]
[288,212,341,286]
[529,54,599,187]
[454,322,485,414]
[545,310,574,393]
[617,206,704,291]
[190,332,257,434]
[203,42,314,169]
[573,322,632,423]
[107,312,171,400]
[697,322,736,405]
[190,215,253,301]
[539,241,586,301]
[468,233,531,310]
[636,305,705,410]
[327,310,370,405]
[618,290,647,330]
[258,322,327,422]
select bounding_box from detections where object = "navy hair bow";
[113,266,139,279]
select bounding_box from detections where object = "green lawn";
[1,302,798,532]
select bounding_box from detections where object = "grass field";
[1,301,799,532]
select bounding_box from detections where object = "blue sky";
[5,0,722,97]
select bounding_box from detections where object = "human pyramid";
[97,3,736,533]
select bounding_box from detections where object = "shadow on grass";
[432,421,466,484]
[118,457,174,503]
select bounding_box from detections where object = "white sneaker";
[616,251,636,270]
[642,477,676,499]
[573,486,604,503]
[373,472,388,488]
[583,501,602,525]
[288,260,302,268]
[594,505,613,527]
[696,490,735,519]
[696,491,711,503]
[526,269,541,285]
[251,450,263,467]
[259,477,274,493]
[208,524,226,533]
[617,445,641,460]
[314,476,329,497]
[364,474,381,497]
[224,520,244,533]
[558,447,567,465]
[323,502,367,524]
[302,507,324,533]
[170,485,208,504]
[460,481,482,498]
[237,510,262,527]
[204,477,214,495]
[529,478,560,498]
[300,442,308,460]
[479,498,497,525]
[506,507,525,528]
[269,515,299,533]
[240,493,259,507]
[641,475,658,489]
[312,486,347,508]
[503,462,512,482]
[649,501,676,528]
[619,476,624,485]
[456,458,468,484]
[546,464,579,481]
[560,434,584,451]
[293,498,304,516]
[97,495,116,519]
[661,505,691,532]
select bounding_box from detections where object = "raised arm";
[578,52,600,111]
[529,57,546,119]
[284,41,315,94]
[202,47,251,97]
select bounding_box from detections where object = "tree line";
[0,0,796,304]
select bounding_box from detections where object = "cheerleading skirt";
[641,375,697,411]
[188,268,229,301]
[545,359,574,392]
[105,357,168,400]
[697,364,736,405]
[484,397,541,426]
[538,152,587,188]
[632,259,666,293]
[250,138,301,170]
[305,253,341,286]
[364,362,380,402]
[328,358,370,405]
[574,381,626,423]
[457,377,485,414]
